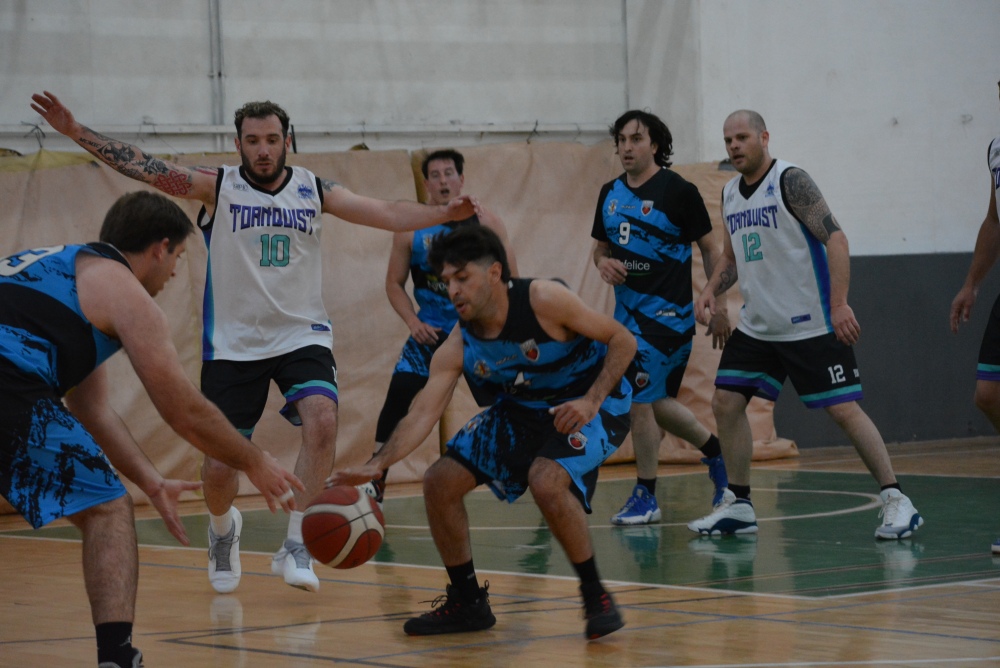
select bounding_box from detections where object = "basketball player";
[948,80,1000,555]
[30,91,478,594]
[592,109,731,526]
[0,192,301,668]
[372,149,518,502]
[330,225,635,640]
[688,109,923,539]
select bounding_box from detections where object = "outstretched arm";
[319,178,479,231]
[951,183,1000,333]
[65,367,202,545]
[30,91,217,203]
[783,167,859,345]
[328,327,465,486]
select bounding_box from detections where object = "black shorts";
[977,292,1000,381]
[201,345,338,433]
[715,329,863,408]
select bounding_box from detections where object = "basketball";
[302,485,385,569]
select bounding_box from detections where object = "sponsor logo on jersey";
[725,190,736,204]
[422,234,434,251]
[790,314,812,324]
[233,183,249,191]
[568,431,588,450]
[634,371,650,388]
[297,184,315,199]
[622,259,651,272]
[311,324,331,331]
[473,360,491,378]
[607,199,617,215]
[520,339,540,362]
[641,200,653,216]
[726,205,779,234]
[655,309,677,318]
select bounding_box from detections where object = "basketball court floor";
[2,438,999,666]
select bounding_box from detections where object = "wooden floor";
[2,438,999,667]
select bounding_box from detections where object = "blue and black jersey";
[411,215,479,330]
[591,168,712,341]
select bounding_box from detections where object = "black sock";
[446,560,480,599]
[699,434,722,459]
[96,622,133,666]
[729,483,751,501]
[637,477,656,495]
[572,556,600,586]
[880,483,902,493]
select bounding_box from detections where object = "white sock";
[286,510,304,543]
[209,509,234,536]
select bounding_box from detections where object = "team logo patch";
[634,371,650,388]
[607,199,617,215]
[568,431,588,450]
[765,182,776,198]
[297,184,315,199]
[473,360,491,378]
[520,339,540,362]
[641,200,653,216]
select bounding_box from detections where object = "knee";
[824,401,859,426]
[422,458,466,506]
[527,459,565,508]
[974,383,1000,417]
[712,389,746,421]
[70,494,133,531]
[202,456,237,484]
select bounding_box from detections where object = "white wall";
[2,0,998,255]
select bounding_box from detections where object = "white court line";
[650,659,1000,668]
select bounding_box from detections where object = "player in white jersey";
[688,109,923,540]
[31,91,479,593]
[949,80,1000,554]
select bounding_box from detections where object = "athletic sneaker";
[582,589,625,640]
[687,490,758,535]
[702,455,729,507]
[874,488,923,539]
[98,648,143,668]
[208,507,242,594]
[271,539,320,592]
[358,475,386,510]
[403,583,496,636]
[992,538,1000,555]
[610,484,661,525]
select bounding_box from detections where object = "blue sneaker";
[993,538,1000,555]
[610,485,661,525]
[702,455,728,507]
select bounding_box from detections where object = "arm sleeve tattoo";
[781,167,841,243]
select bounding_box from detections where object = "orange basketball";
[302,485,385,569]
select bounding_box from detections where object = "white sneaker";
[208,508,242,593]
[687,490,758,535]
[875,488,923,539]
[272,539,319,592]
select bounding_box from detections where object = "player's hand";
[596,256,628,285]
[248,451,304,514]
[147,478,202,546]
[831,303,860,346]
[548,399,596,435]
[950,285,977,334]
[706,308,731,350]
[326,465,383,489]
[695,289,715,327]
[444,195,477,221]
[30,91,80,137]
[409,321,442,345]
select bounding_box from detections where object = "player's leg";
[611,401,663,524]
[199,358,271,593]
[651,395,728,506]
[974,379,1000,432]
[271,346,340,592]
[973,295,1000,551]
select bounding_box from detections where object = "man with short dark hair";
[592,109,731,526]
[372,148,518,500]
[0,191,301,668]
[331,225,636,640]
[30,91,478,594]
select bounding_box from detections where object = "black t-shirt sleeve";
[677,180,713,243]
[591,182,613,241]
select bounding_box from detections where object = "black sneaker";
[583,590,624,640]
[403,583,496,636]
[98,648,144,668]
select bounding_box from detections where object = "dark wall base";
[772,252,1000,447]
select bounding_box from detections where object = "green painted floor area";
[19,470,1000,597]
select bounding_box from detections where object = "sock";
[209,509,234,536]
[729,483,751,501]
[572,556,600,586]
[880,483,902,493]
[96,621,133,666]
[286,510,304,543]
[446,560,480,599]
[637,477,656,496]
[699,434,722,459]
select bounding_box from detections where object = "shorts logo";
[473,360,491,378]
[568,431,587,450]
[520,339,540,362]
[297,184,315,199]
[641,200,653,216]
[607,199,617,216]
[634,372,650,388]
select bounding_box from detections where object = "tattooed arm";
[30,91,217,203]
[695,223,738,328]
[781,167,859,345]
